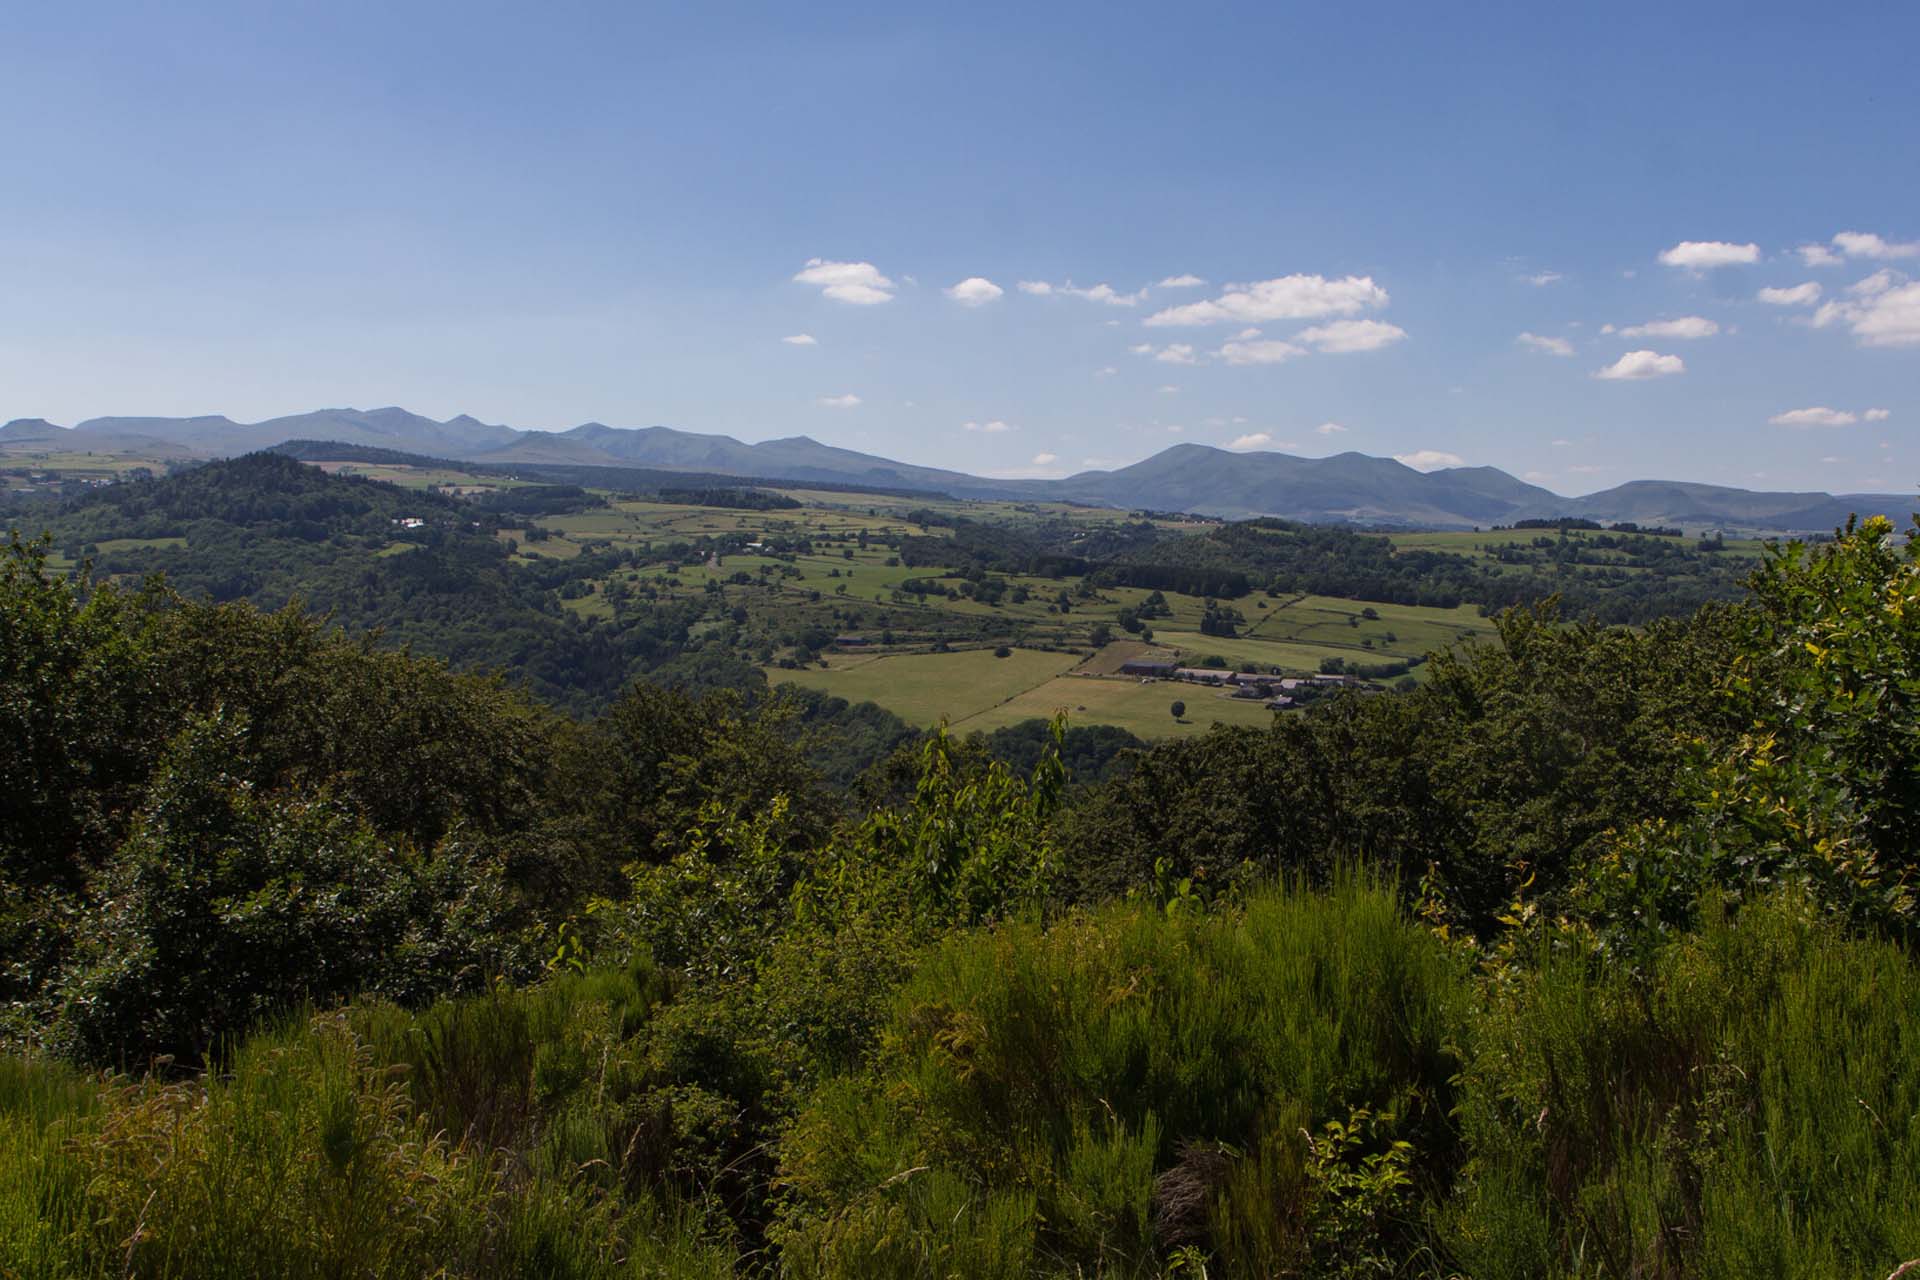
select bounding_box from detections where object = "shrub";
[774,874,1465,1276]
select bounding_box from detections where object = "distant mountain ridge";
[5,407,1910,533]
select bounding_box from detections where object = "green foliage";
[1443,892,1920,1277]
[772,874,1464,1277]
[1060,601,1745,933]
[1579,515,1920,947]
[0,1002,734,1279]
[51,712,535,1066]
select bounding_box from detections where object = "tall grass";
[1443,893,1920,1278]
[0,971,730,1280]
[6,881,1920,1277]
[774,872,1467,1277]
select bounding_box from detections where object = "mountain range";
[4,406,1909,533]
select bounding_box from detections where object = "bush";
[774,874,1464,1276]
[1442,892,1920,1277]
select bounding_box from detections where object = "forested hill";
[30,453,694,711]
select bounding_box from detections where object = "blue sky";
[2,1,1915,495]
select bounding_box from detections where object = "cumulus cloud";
[1395,450,1465,471]
[1770,407,1857,428]
[1024,279,1146,306]
[1797,244,1843,268]
[944,276,1004,306]
[1157,273,1207,288]
[1758,283,1822,306]
[1832,230,1920,261]
[1128,343,1154,355]
[1812,273,1920,347]
[1233,327,1263,340]
[815,393,862,408]
[1316,422,1348,436]
[1228,432,1273,450]
[1145,273,1390,326]
[1295,319,1408,353]
[1658,240,1761,270]
[1154,343,1198,365]
[1094,366,1117,377]
[1517,332,1574,356]
[1594,350,1685,380]
[1158,385,1180,394]
[1617,316,1720,340]
[793,258,896,305]
[1850,269,1899,297]
[1866,408,1892,421]
[1031,452,1057,465]
[1525,271,1563,286]
[1217,338,1306,365]
[964,420,1013,433]
[780,333,819,346]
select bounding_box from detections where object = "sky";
[1,1,1915,496]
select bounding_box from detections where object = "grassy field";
[954,672,1279,737]
[766,647,1082,726]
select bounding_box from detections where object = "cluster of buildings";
[1117,660,1372,709]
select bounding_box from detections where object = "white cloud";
[1832,230,1920,261]
[963,420,1013,433]
[1594,350,1686,380]
[1617,316,1720,340]
[1525,271,1563,286]
[1812,275,1920,347]
[1031,452,1057,465]
[1523,470,1553,483]
[1217,338,1306,365]
[1145,273,1390,326]
[1165,424,1184,433]
[1228,432,1273,450]
[1295,319,1408,353]
[1517,332,1574,357]
[1158,384,1180,394]
[1551,438,1573,447]
[1849,269,1899,297]
[1316,422,1348,436]
[1395,449,1465,471]
[1094,366,1117,377]
[1797,244,1843,267]
[1758,283,1822,306]
[1232,327,1263,340]
[944,276,1004,306]
[1026,279,1147,306]
[1128,343,1154,356]
[1157,273,1207,288]
[780,333,819,346]
[1658,240,1761,270]
[793,258,896,305]
[815,393,862,409]
[1073,282,1146,306]
[1154,343,1198,365]
[1866,408,1892,421]
[1770,407,1857,428]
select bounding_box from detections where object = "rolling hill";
[6,408,1910,532]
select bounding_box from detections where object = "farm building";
[1119,660,1175,677]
